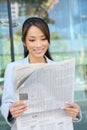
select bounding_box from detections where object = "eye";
[29,39,35,42]
[41,37,47,41]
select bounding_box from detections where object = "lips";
[34,48,44,54]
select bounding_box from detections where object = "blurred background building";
[0,0,87,130]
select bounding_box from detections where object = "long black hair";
[22,17,52,60]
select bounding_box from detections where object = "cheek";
[25,40,32,48]
[26,44,33,50]
[44,41,49,48]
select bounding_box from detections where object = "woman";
[1,17,81,130]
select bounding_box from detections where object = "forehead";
[27,25,45,36]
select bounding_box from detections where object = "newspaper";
[13,59,75,130]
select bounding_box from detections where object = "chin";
[34,53,45,57]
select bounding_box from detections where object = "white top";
[1,56,81,130]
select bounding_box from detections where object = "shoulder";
[5,57,28,72]
[45,56,54,63]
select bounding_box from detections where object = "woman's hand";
[62,101,80,118]
[9,100,27,118]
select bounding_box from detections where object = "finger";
[65,111,77,118]
[10,104,27,114]
[11,107,26,118]
[65,101,80,109]
[10,104,27,112]
[63,107,79,113]
[62,107,79,118]
[9,102,27,117]
[12,100,27,107]
[67,111,79,118]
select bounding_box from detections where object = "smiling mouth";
[34,48,44,54]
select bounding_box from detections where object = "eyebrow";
[28,35,46,38]
[28,36,35,38]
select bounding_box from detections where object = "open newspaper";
[13,59,75,130]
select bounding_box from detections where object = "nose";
[36,40,42,47]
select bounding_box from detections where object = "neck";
[28,55,47,64]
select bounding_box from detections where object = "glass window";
[0,1,11,129]
[0,1,10,79]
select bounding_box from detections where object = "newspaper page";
[13,59,75,130]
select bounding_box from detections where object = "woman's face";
[24,25,49,61]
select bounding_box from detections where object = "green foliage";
[50,32,62,40]
[0,69,4,77]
